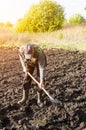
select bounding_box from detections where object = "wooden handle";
[27,72,40,85]
[42,88,54,101]
[27,72,54,101]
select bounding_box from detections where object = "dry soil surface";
[0,47,86,130]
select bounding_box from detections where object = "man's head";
[19,44,34,60]
[24,44,34,60]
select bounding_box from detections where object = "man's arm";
[37,48,47,89]
[39,65,44,82]
[19,46,27,73]
[19,54,26,73]
[38,65,45,89]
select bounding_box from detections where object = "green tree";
[15,0,65,32]
[69,13,85,24]
[84,7,86,10]
[5,22,13,28]
[15,18,27,32]
[0,22,4,27]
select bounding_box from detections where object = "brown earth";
[0,47,86,130]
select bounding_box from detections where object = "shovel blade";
[51,98,59,104]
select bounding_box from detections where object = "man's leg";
[18,89,29,104]
[37,90,43,107]
[18,66,35,104]
[36,64,44,107]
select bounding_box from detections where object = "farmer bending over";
[18,43,47,107]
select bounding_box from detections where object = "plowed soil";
[0,47,86,130]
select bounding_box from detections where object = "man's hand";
[23,66,27,73]
[23,64,29,73]
[38,81,44,89]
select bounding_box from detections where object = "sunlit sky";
[0,0,86,24]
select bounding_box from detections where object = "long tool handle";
[27,72,40,85]
[27,72,54,101]
[42,88,55,101]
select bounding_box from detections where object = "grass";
[58,41,86,51]
[29,119,47,127]
[0,23,86,51]
[38,119,47,125]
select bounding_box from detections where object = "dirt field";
[0,47,86,130]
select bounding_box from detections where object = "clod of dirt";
[25,106,33,115]
[1,116,10,127]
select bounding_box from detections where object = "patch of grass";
[57,31,63,40]
[58,41,86,51]
[0,42,26,48]
[77,96,81,100]
[29,119,47,128]
[40,43,47,49]
[1,41,86,52]
[0,24,86,51]
[58,43,77,51]
[38,119,47,125]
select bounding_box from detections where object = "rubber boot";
[37,91,43,107]
[18,89,29,104]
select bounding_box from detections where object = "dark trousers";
[23,64,42,94]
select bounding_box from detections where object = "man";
[18,43,47,107]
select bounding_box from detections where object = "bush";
[69,14,85,24]
[58,31,63,40]
[84,7,86,10]
[15,0,65,32]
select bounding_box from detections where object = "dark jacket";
[19,44,47,82]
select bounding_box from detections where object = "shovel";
[27,72,59,104]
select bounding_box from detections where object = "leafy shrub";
[84,7,86,10]
[58,31,63,40]
[15,0,65,32]
[69,14,85,24]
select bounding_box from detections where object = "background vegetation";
[0,0,86,51]
[0,23,86,51]
[69,13,85,24]
[15,0,65,32]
